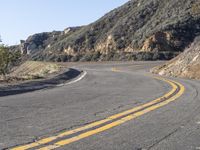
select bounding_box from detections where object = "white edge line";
[57,71,87,87]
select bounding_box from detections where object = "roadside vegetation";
[0,40,21,80]
[0,37,61,83]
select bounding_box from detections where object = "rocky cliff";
[13,0,200,62]
[152,36,200,79]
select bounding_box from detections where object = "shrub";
[0,45,21,79]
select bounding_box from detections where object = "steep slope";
[152,36,200,79]
[14,0,200,62]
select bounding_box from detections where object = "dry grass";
[0,61,62,84]
[10,61,61,80]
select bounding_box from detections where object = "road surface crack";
[147,127,181,150]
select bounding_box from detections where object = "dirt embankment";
[0,61,63,85]
[152,36,200,79]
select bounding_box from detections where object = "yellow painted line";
[11,69,185,150]
[11,77,176,150]
[38,78,185,150]
[10,119,112,150]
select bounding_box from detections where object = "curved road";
[0,62,200,150]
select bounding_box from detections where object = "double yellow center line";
[11,68,185,150]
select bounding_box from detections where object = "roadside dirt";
[0,61,66,86]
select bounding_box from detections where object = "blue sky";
[0,0,128,45]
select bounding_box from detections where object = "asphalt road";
[1,61,200,150]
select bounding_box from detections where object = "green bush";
[0,45,21,79]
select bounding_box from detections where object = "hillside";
[152,36,200,79]
[13,0,200,62]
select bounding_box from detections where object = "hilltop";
[12,0,200,62]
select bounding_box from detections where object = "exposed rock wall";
[141,32,174,52]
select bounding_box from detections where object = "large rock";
[20,31,63,55]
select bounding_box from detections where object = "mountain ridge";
[12,0,200,62]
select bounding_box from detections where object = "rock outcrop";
[141,32,174,52]
[20,32,61,55]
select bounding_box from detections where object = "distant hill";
[152,36,200,79]
[12,0,200,62]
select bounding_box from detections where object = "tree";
[0,44,21,80]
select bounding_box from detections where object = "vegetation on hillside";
[12,0,200,62]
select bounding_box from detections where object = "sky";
[0,0,129,45]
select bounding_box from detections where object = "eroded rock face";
[19,31,64,55]
[64,46,76,56]
[95,35,117,54]
[152,36,200,79]
[142,32,174,52]
[20,40,29,55]
[20,33,49,55]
